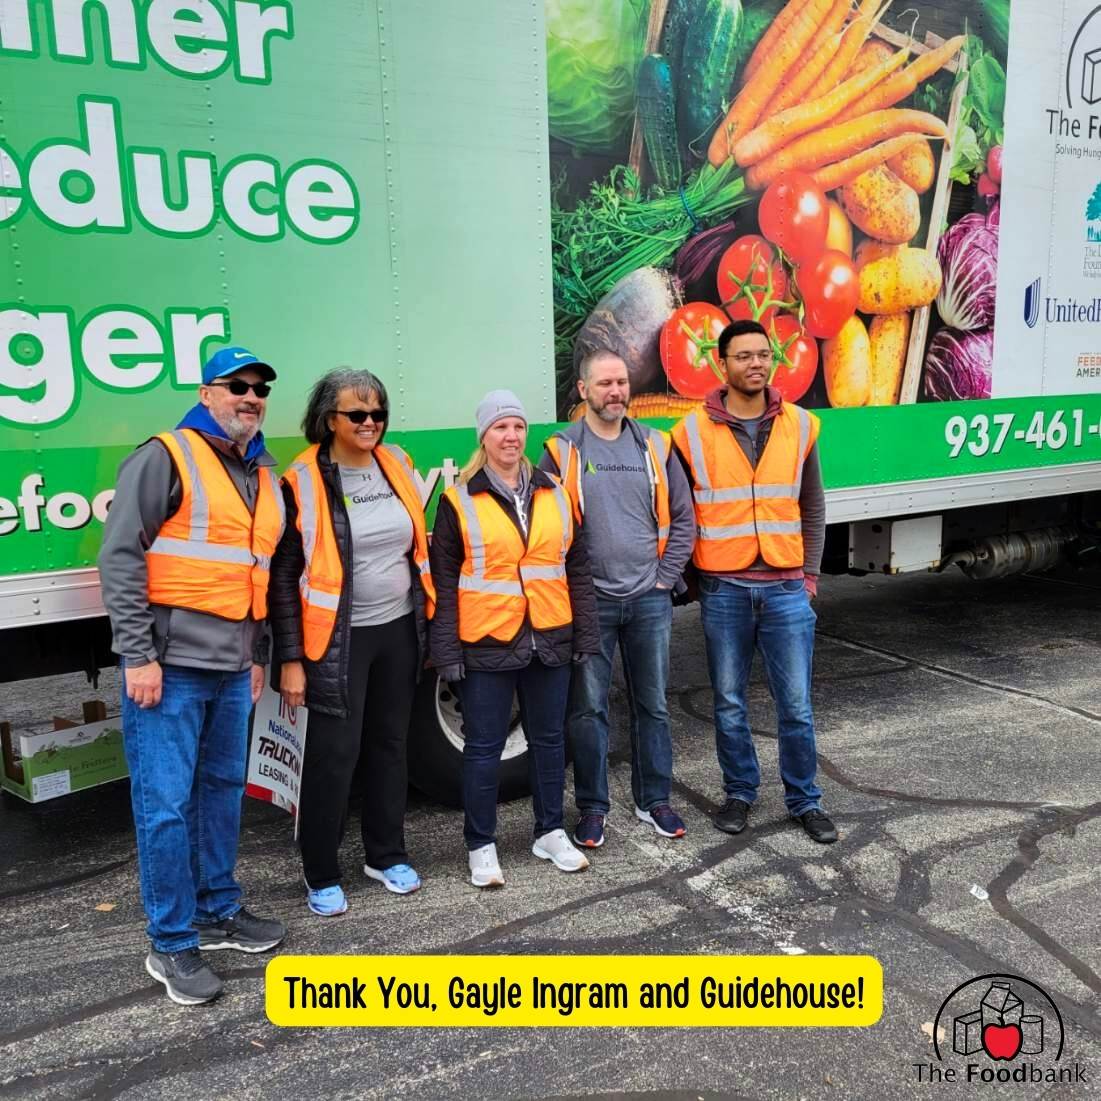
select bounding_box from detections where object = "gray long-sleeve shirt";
[97,431,277,672]
[538,417,695,601]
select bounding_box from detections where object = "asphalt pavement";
[1,565,1099,1099]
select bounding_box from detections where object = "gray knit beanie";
[475,389,527,439]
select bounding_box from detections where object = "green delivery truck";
[2,0,1098,803]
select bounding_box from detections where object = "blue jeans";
[568,587,674,815]
[461,658,571,850]
[698,576,822,816]
[121,665,251,952]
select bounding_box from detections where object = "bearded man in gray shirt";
[540,350,695,849]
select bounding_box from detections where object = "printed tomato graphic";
[758,172,829,265]
[767,313,818,403]
[795,249,859,339]
[660,302,728,398]
[716,234,790,327]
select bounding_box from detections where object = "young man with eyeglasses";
[671,320,837,845]
[98,346,288,1005]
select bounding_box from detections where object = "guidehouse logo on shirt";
[345,488,395,506]
[583,460,646,475]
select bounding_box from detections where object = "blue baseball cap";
[201,346,276,385]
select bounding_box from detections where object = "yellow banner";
[266,955,882,1028]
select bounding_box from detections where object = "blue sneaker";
[364,863,421,895]
[573,813,605,848]
[306,884,348,917]
[636,804,687,838]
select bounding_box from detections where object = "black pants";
[298,614,417,888]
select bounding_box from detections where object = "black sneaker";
[197,907,286,953]
[796,808,838,844]
[714,798,751,835]
[145,947,223,1005]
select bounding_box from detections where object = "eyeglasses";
[334,408,388,425]
[207,379,272,397]
[725,351,773,365]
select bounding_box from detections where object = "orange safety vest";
[543,427,672,557]
[671,404,820,572]
[444,479,574,644]
[283,443,435,662]
[146,429,286,620]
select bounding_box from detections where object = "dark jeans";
[298,614,417,888]
[568,587,674,815]
[698,576,822,816]
[121,665,251,953]
[461,657,571,850]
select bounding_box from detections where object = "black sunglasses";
[335,408,388,425]
[208,379,272,398]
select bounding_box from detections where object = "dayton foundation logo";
[912,973,1087,1087]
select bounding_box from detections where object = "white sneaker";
[468,843,504,888]
[532,829,590,873]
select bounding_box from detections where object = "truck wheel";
[408,675,531,807]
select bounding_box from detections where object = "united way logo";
[1023,277,1041,328]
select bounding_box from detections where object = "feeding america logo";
[912,973,1087,1087]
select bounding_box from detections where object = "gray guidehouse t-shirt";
[338,462,414,627]
[574,423,663,601]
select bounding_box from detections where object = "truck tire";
[408,675,531,807]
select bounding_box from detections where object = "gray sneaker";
[145,947,223,1005]
[197,907,286,953]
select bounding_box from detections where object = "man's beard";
[587,395,626,422]
[213,407,261,445]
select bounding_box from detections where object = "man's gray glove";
[572,652,590,665]
[437,663,465,683]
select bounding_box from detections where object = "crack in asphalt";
[817,631,1101,725]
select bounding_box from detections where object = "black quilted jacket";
[268,442,429,718]
[429,467,599,673]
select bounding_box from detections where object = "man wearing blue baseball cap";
[98,346,287,1005]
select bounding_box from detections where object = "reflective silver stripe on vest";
[254,553,272,570]
[547,482,572,559]
[290,461,317,570]
[147,536,256,565]
[168,430,209,541]
[683,414,711,491]
[299,574,341,610]
[454,486,487,576]
[698,520,803,540]
[657,525,670,540]
[381,443,418,487]
[265,468,286,530]
[793,405,812,499]
[694,484,799,503]
[289,460,330,610]
[559,438,584,517]
[458,576,524,596]
[520,564,567,581]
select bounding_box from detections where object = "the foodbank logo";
[1067,6,1101,109]
[912,973,1087,1088]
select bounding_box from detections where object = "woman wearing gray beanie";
[429,390,600,886]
